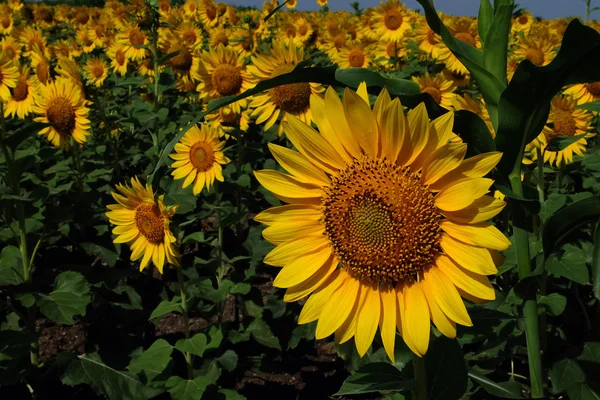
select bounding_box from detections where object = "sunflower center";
[285,25,296,38]
[333,34,346,50]
[28,37,44,51]
[94,24,105,37]
[269,64,311,115]
[92,65,104,78]
[323,157,441,283]
[327,21,339,36]
[13,81,28,101]
[518,15,528,24]
[525,48,545,66]
[75,10,89,24]
[585,82,600,96]
[47,96,75,136]
[129,28,145,46]
[189,141,215,171]
[206,5,217,19]
[427,29,436,44]
[169,47,193,72]
[298,24,308,36]
[116,49,126,65]
[220,108,237,124]
[348,49,365,67]
[214,32,229,46]
[454,32,475,46]
[211,64,243,96]
[552,110,577,137]
[384,9,403,30]
[2,17,11,28]
[183,31,197,45]
[135,203,165,243]
[422,87,442,104]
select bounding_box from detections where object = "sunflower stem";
[215,188,226,328]
[509,172,544,398]
[413,356,428,400]
[176,267,194,379]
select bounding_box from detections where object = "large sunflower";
[0,55,19,102]
[32,79,91,150]
[170,124,231,195]
[254,84,508,359]
[3,66,36,119]
[371,0,411,42]
[106,177,180,274]
[527,95,594,167]
[247,40,324,134]
[196,44,253,114]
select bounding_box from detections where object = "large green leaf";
[334,362,414,395]
[167,376,211,400]
[0,246,23,286]
[542,196,600,258]
[426,337,467,400]
[547,245,590,285]
[38,271,91,325]
[334,68,420,95]
[477,0,494,46]
[128,339,174,381]
[246,318,281,350]
[468,369,524,399]
[576,100,600,112]
[175,333,207,357]
[454,110,496,157]
[482,0,512,86]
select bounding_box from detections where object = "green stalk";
[176,267,193,379]
[509,172,543,398]
[413,356,428,400]
[214,187,226,327]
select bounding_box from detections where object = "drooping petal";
[421,280,457,338]
[441,221,512,251]
[421,143,467,186]
[315,275,361,339]
[440,234,498,275]
[298,270,345,324]
[355,282,381,356]
[268,143,330,186]
[434,178,493,212]
[283,255,338,302]
[401,283,430,357]
[422,267,472,326]
[379,283,397,362]
[441,196,507,224]
[436,255,496,300]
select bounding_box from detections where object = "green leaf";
[64,353,162,400]
[578,342,600,363]
[288,322,316,350]
[495,184,541,215]
[263,0,289,22]
[545,133,589,152]
[230,282,251,295]
[477,0,494,46]
[583,153,600,172]
[206,326,224,350]
[334,362,414,395]
[217,389,246,400]
[38,271,91,325]
[149,299,182,320]
[593,222,600,300]
[0,246,24,286]
[539,193,567,222]
[5,121,48,150]
[247,318,281,350]
[551,359,586,393]
[128,339,173,382]
[334,68,420,96]
[175,333,207,357]
[182,232,209,244]
[542,196,600,258]
[454,110,496,156]
[538,293,567,316]
[426,337,468,400]
[482,2,512,85]
[468,369,524,399]
[167,376,211,400]
[548,245,590,285]
[80,242,119,267]
[575,100,600,112]
[217,349,238,372]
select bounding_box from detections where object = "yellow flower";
[512,11,534,35]
[229,29,254,58]
[247,40,324,135]
[83,57,109,87]
[198,0,220,28]
[175,22,204,50]
[169,124,231,195]
[371,0,411,42]
[20,27,50,58]
[33,79,91,150]
[336,41,372,69]
[209,27,232,48]
[30,51,53,87]
[527,95,595,167]
[452,93,495,138]
[106,42,129,76]
[412,20,443,59]
[317,0,328,6]
[413,73,457,110]
[0,55,19,102]
[512,35,556,67]
[286,0,298,9]
[254,84,508,359]
[106,177,180,274]
[0,6,14,35]
[563,81,600,106]
[3,66,36,119]
[205,106,251,139]
[0,36,21,62]
[117,23,149,61]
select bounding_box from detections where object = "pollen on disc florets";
[322,157,442,284]
[47,97,76,136]
[269,64,311,115]
[212,64,242,96]
[585,82,600,97]
[189,141,215,171]
[135,203,165,243]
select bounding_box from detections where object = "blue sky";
[227,0,591,20]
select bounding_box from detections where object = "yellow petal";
[268,143,330,186]
[441,221,512,251]
[310,95,353,162]
[402,283,430,357]
[440,234,498,275]
[254,170,322,199]
[324,87,362,158]
[441,195,507,224]
[379,283,397,363]
[315,275,360,339]
[298,270,345,324]
[421,143,467,186]
[255,204,321,226]
[421,280,456,338]
[264,234,328,266]
[284,254,338,302]
[335,283,367,344]
[343,88,378,158]
[273,245,333,288]
[431,110,456,147]
[405,103,430,166]
[355,282,381,356]
[422,267,472,326]
[381,98,408,163]
[373,87,392,125]
[434,178,493,212]
[436,255,496,301]
[356,81,369,104]
[262,221,323,245]
[430,152,503,191]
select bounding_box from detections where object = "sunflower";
[55,58,85,97]
[83,57,109,87]
[196,44,254,114]
[443,68,470,88]
[164,42,201,83]
[0,7,14,35]
[373,38,409,69]
[371,0,411,42]
[106,177,180,274]
[527,95,595,167]
[20,27,49,58]
[198,0,219,28]
[209,27,232,48]
[88,22,108,47]
[0,36,21,62]
[452,94,495,137]
[7,0,23,12]
[512,11,534,35]
[413,73,457,110]
[230,29,254,58]
[247,40,325,135]
[254,84,508,359]
[294,17,314,45]
[0,56,19,102]
[32,79,91,150]
[106,42,129,76]
[336,41,372,69]
[169,124,231,195]
[182,0,199,20]
[205,106,251,139]
[436,18,480,75]
[512,35,556,67]
[317,0,328,5]
[117,23,148,61]
[30,51,53,87]
[563,81,600,106]
[3,66,36,119]
[175,22,203,50]
[412,20,442,59]
[286,0,298,9]
[51,40,75,60]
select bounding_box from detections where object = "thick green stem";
[510,172,543,398]
[413,356,428,400]
[176,268,193,379]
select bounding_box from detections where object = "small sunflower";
[32,79,91,150]
[117,23,149,61]
[83,57,109,87]
[164,43,201,83]
[413,21,443,59]
[175,22,203,50]
[254,84,508,359]
[209,27,232,48]
[230,29,254,58]
[106,42,129,76]
[30,51,53,87]
[169,124,231,195]
[512,11,534,35]
[0,36,21,62]
[0,7,14,35]
[373,38,409,69]
[247,40,325,134]
[198,0,219,28]
[527,95,595,167]
[317,0,328,5]
[563,81,600,106]
[336,41,372,69]
[20,27,49,58]
[443,68,470,88]
[371,0,411,42]
[413,73,457,110]
[205,106,251,139]
[106,177,180,274]
[294,17,314,45]
[286,0,298,9]
[196,44,254,114]
[0,55,19,102]
[88,22,108,47]
[512,35,556,67]
[3,66,36,119]
[452,94,495,137]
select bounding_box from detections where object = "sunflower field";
[2,0,600,398]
